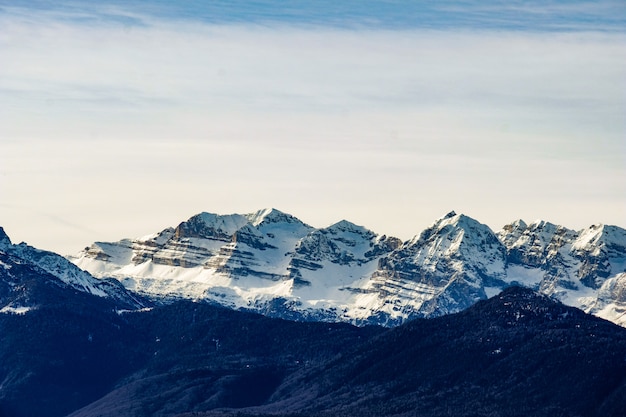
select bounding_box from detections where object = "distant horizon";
[1,0,624,255]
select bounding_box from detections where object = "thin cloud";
[1,16,623,142]
[0,4,624,254]
[2,1,625,31]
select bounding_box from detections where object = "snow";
[596,305,626,326]
[504,265,544,287]
[572,225,626,258]
[116,307,153,315]
[67,209,626,327]
[197,212,249,236]
[0,305,32,315]
[9,242,110,297]
[0,229,143,306]
[484,287,502,298]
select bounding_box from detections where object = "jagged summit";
[173,209,313,242]
[422,210,481,234]
[71,210,626,327]
[441,210,457,219]
[573,223,626,251]
[529,219,558,228]
[176,212,249,240]
[422,210,482,230]
[408,211,500,252]
[326,219,372,235]
[246,208,310,228]
[511,219,528,229]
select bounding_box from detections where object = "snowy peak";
[418,211,477,236]
[497,218,626,311]
[497,219,528,247]
[439,212,486,232]
[408,212,503,257]
[374,212,507,318]
[511,219,528,229]
[572,224,626,254]
[326,219,374,238]
[246,208,311,228]
[247,209,314,245]
[175,212,249,241]
[69,210,626,327]
[497,219,577,269]
[292,220,392,267]
[570,224,626,288]
[429,210,492,231]
[174,209,313,244]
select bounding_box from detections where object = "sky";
[1,0,625,255]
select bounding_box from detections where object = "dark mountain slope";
[67,301,383,417]
[198,287,626,417]
[0,251,150,417]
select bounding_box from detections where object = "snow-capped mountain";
[0,227,143,312]
[369,211,507,320]
[497,220,626,325]
[70,209,626,326]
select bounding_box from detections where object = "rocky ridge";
[70,209,626,326]
[0,227,144,312]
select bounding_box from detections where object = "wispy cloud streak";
[2,0,625,30]
[0,2,624,254]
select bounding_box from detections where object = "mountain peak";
[436,211,486,231]
[497,219,529,246]
[407,211,495,247]
[528,219,558,231]
[326,219,371,235]
[176,212,249,239]
[196,211,247,228]
[247,208,279,225]
[573,223,626,252]
[510,219,528,229]
[69,209,626,329]
[0,227,12,250]
[246,208,308,228]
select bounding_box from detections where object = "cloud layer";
[0,4,624,253]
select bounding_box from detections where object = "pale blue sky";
[1,1,624,254]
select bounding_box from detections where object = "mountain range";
[70,208,626,327]
[1,219,626,416]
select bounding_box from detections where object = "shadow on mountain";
[192,288,626,417]
[1,278,625,417]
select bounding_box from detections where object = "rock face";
[70,209,626,326]
[496,220,626,326]
[371,211,507,319]
[0,227,144,312]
